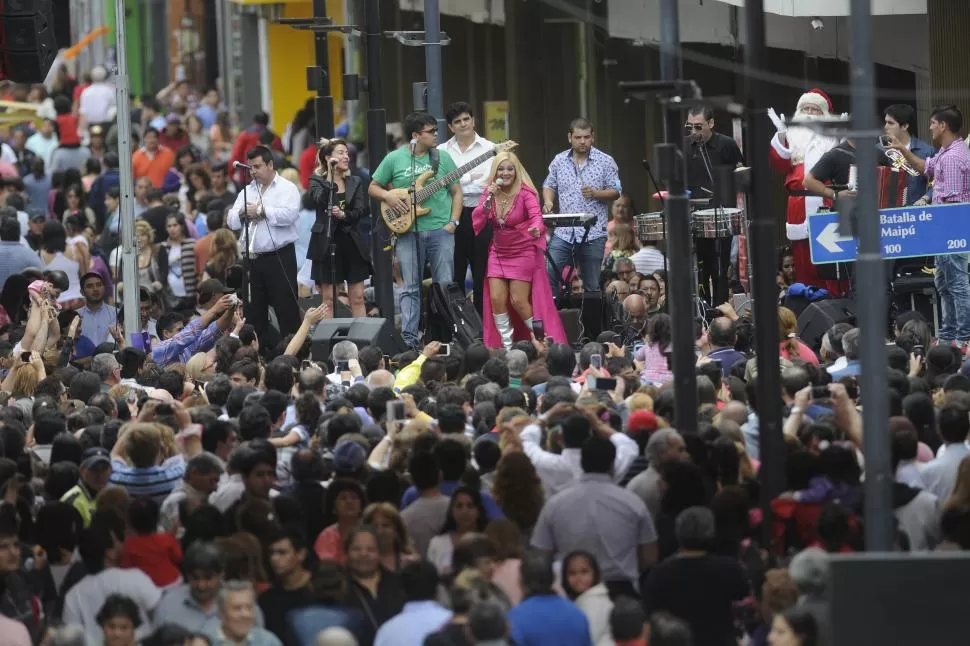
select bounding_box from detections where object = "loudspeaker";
[557,292,605,343]
[310,317,406,361]
[797,298,856,352]
[0,0,58,82]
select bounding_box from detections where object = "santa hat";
[796,88,833,116]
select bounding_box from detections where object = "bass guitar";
[380,140,518,236]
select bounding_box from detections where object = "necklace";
[495,190,513,226]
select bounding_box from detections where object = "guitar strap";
[428,146,440,175]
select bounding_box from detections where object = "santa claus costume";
[768,88,844,292]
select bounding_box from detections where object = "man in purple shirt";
[542,118,621,296]
[891,104,970,346]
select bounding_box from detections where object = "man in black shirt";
[804,139,856,200]
[260,525,315,645]
[685,106,744,305]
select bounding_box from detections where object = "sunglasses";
[420,127,438,135]
[684,124,705,131]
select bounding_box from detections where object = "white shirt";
[62,567,162,643]
[78,82,117,124]
[227,173,301,254]
[520,423,640,496]
[631,246,666,276]
[438,134,495,207]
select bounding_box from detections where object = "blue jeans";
[546,235,607,295]
[396,227,455,348]
[935,252,970,342]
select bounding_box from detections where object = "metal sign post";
[114,0,140,341]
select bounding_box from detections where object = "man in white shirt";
[439,102,495,317]
[78,66,117,128]
[63,520,162,642]
[227,145,302,338]
[630,237,666,277]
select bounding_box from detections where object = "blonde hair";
[484,151,536,197]
[9,364,38,398]
[134,219,154,244]
[207,229,239,275]
[610,222,638,254]
[945,455,970,510]
[280,167,301,186]
[185,353,211,381]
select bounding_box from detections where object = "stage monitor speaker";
[426,282,482,348]
[797,298,856,353]
[557,292,604,343]
[0,0,58,82]
[310,317,406,362]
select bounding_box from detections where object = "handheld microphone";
[233,161,252,170]
[409,138,417,153]
[485,178,505,209]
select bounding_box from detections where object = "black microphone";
[641,159,665,207]
[233,161,252,170]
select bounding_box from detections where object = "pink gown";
[472,185,567,349]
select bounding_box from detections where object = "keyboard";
[542,213,595,228]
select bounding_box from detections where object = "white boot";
[493,312,513,350]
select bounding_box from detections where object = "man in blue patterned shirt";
[542,118,621,295]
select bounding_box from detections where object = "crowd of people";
[0,56,966,646]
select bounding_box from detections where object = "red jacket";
[299,145,318,189]
[121,532,183,587]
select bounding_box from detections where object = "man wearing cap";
[194,279,237,320]
[0,216,40,288]
[61,447,113,527]
[78,272,118,347]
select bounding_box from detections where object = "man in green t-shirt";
[369,111,463,349]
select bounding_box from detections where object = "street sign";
[808,203,970,264]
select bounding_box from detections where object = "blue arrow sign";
[808,203,970,265]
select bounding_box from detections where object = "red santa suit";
[768,89,842,291]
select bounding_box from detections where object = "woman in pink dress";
[473,152,566,349]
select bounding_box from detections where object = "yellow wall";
[266,0,346,133]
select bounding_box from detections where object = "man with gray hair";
[366,369,395,389]
[641,507,748,645]
[91,353,121,392]
[627,428,687,519]
[830,327,861,379]
[207,580,280,646]
[506,349,528,388]
[789,547,830,639]
[474,382,501,406]
[315,627,358,646]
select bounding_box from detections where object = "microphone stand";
[242,171,252,306]
[409,143,422,342]
[325,164,339,317]
[695,138,721,305]
[641,159,669,280]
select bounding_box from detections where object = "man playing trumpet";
[881,104,934,207]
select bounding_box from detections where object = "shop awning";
[711,0,925,17]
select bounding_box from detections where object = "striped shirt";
[926,138,970,205]
[110,456,186,503]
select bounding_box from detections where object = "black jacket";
[303,174,371,269]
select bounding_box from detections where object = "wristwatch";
[450,219,460,228]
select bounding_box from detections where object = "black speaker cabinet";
[797,298,857,353]
[310,317,406,361]
[0,0,58,82]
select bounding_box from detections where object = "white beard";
[788,113,839,166]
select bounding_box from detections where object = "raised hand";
[767,108,787,133]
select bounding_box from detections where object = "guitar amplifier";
[878,167,908,209]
